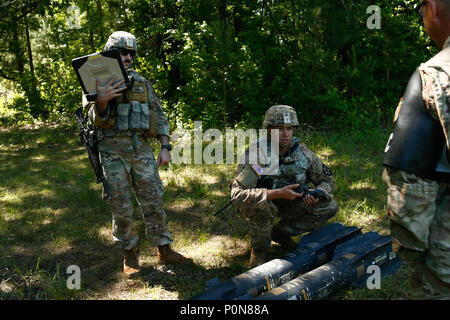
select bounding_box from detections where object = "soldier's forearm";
[158,134,169,145]
[267,189,281,200]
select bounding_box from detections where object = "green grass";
[0,124,409,300]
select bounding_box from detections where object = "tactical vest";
[235,138,308,189]
[103,70,158,138]
[382,68,450,183]
[267,137,309,188]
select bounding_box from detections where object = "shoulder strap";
[280,141,300,164]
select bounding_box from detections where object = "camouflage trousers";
[239,196,338,251]
[382,167,450,296]
[99,135,173,250]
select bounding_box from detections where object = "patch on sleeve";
[393,98,403,123]
[250,164,263,175]
[322,163,333,176]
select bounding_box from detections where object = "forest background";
[0,0,440,301]
[0,0,437,131]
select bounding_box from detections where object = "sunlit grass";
[0,124,407,300]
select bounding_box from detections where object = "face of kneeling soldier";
[264,105,319,206]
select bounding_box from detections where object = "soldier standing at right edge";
[382,0,450,298]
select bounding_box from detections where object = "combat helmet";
[262,105,299,129]
[104,31,137,55]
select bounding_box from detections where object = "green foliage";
[0,0,440,129]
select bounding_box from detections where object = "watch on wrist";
[161,144,172,151]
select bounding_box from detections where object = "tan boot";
[122,249,140,276]
[248,249,266,269]
[271,225,298,250]
[157,244,193,264]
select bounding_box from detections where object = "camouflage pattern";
[262,105,299,129]
[382,167,450,295]
[419,36,450,296]
[423,181,450,296]
[104,31,138,54]
[231,138,338,251]
[85,50,172,250]
[420,37,450,154]
[99,136,173,249]
[382,36,450,296]
[382,168,439,252]
[88,69,168,139]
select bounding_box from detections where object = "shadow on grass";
[0,125,402,300]
[131,244,294,300]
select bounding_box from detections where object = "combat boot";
[157,244,193,264]
[271,225,298,250]
[249,249,266,269]
[121,249,140,276]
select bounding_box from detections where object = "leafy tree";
[0,0,439,129]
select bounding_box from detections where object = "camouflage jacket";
[231,137,335,211]
[86,69,170,139]
[419,36,450,157]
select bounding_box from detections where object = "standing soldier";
[85,31,192,276]
[230,105,338,268]
[382,0,450,298]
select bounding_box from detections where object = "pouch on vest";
[126,82,147,102]
[88,103,116,130]
[140,103,150,130]
[116,103,130,131]
[129,101,142,130]
[143,100,159,138]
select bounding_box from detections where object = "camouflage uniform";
[382,37,450,296]
[231,137,338,252]
[86,32,173,250]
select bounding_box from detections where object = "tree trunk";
[25,14,35,78]
[223,74,227,123]
[12,21,24,76]
[313,0,318,96]
[96,0,105,44]
[86,5,95,52]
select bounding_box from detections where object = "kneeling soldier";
[231,105,338,268]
